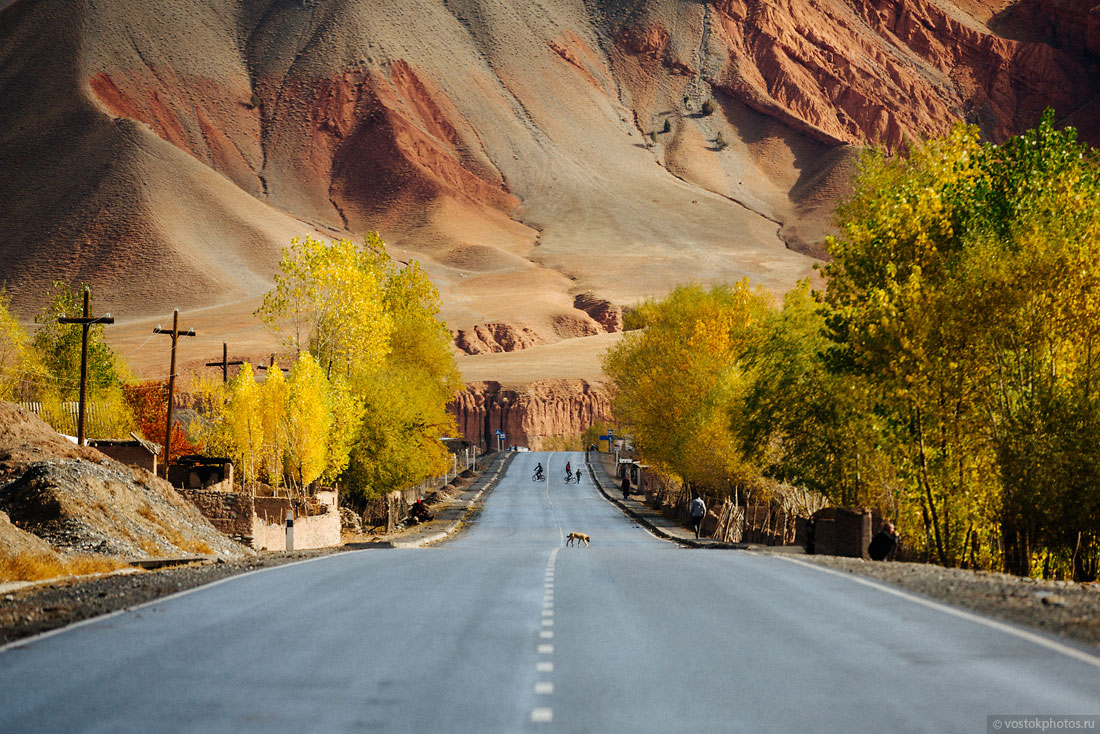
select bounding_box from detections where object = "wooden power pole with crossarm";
[57,287,114,446]
[205,342,244,383]
[153,310,195,477]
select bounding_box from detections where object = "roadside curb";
[584,453,748,550]
[389,453,516,548]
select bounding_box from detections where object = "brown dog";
[566,532,590,548]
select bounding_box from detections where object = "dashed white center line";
[532,547,560,725]
[531,707,553,723]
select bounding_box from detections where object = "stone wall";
[176,487,254,542]
[450,379,612,451]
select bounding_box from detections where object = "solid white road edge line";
[0,551,365,654]
[776,555,1100,669]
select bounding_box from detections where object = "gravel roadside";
[773,552,1100,651]
[0,550,341,646]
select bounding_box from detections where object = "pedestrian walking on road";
[690,495,706,539]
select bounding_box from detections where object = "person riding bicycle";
[534,463,544,481]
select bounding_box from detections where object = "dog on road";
[566,532,590,548]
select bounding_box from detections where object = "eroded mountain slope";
[1,0,1097,383]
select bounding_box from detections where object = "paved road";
[2,451,1099,733]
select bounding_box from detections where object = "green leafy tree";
[32,283,126,400]
[30,283,134,438]
[740,282,891,510]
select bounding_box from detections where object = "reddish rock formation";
[450,380,612,451]
[573,293,623,333]
[453,323,546,355]
[617,0,1100,151]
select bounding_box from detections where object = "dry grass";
[180,540,214,555]
[0,551,129,583]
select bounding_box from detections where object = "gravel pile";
[0,402,249,568]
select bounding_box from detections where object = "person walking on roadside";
[690,495,706,539]
[621,474,631,500]
[868,521,900,561]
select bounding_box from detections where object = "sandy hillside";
[1,0,1097,385]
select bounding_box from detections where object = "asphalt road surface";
[2,451,1099,733]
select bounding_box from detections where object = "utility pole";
[58,288,114,446]
[153,310,195,477]
[204,342,244,383]
[256,352,288,375]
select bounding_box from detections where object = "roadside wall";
[252,490,340,551]
[809,507,872,558]
[177,488,253,542]
[178,487,340,551]
[90,442,157,474]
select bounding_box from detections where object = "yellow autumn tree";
[344,257,461,499]
[255,234,393,380]
[227,364,264,490]
[0,289,41,402]
[602,281,770,496]
[285,353,330,489]
[259,362,288,488]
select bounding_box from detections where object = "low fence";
[602,452,865,554]
[361,448,485,532]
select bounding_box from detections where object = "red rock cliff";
[450,380,613,451]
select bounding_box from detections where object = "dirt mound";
[0,403,248,567]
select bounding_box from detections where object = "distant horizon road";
[1,451,1098,732]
